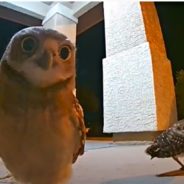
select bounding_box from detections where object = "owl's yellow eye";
[21,37,37,53]
[59,46,71,61]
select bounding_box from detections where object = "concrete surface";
[0,141,183,184]
[71,141,184,184]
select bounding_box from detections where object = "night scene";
[0,1,184,184]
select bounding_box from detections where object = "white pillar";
[42,3,78,45]
[103,2,177,133]
[42,3,78,95]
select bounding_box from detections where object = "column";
[42,3,78,94]
[103,2,177,137]
[42,3,78,45]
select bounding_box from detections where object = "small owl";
[146,119,184,170]
[0,27,87,184]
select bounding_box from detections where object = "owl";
[0,27,87,184]
[146,119,184,170]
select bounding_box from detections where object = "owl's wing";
[150,122,184,157]
[157,122,184,145]
[72,95,88,163]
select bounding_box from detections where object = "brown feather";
[0,27,86,184]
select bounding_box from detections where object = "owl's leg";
[172,156,184,170]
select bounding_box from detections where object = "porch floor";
[0,141,183,184]
[71,141,184,184]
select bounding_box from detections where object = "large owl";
[0,27,87,184]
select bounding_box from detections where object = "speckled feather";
[146,120,184,158]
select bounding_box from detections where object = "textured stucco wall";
[151,48,177,130]
[103,42,157,132]
[103,1,147,57]
[103,1,177,133]
[141,2,177,130]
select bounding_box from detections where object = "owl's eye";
[59,46,71,61]
[21,37,37,53]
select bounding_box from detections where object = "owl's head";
[1,27,76,88]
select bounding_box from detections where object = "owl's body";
[0,27,86,184]
[146,119,184,169]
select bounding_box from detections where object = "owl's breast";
[0,103,80,181]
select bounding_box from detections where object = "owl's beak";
[37,39,60,70]
[36,50,53,70]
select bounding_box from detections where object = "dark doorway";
[0,17,27,58]
[155,2,184,120]
[76,21,110,137]
[155,2,184,81]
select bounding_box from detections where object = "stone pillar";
[42,3,78,94]
[42,3,78,45]
[103,2,177,137]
